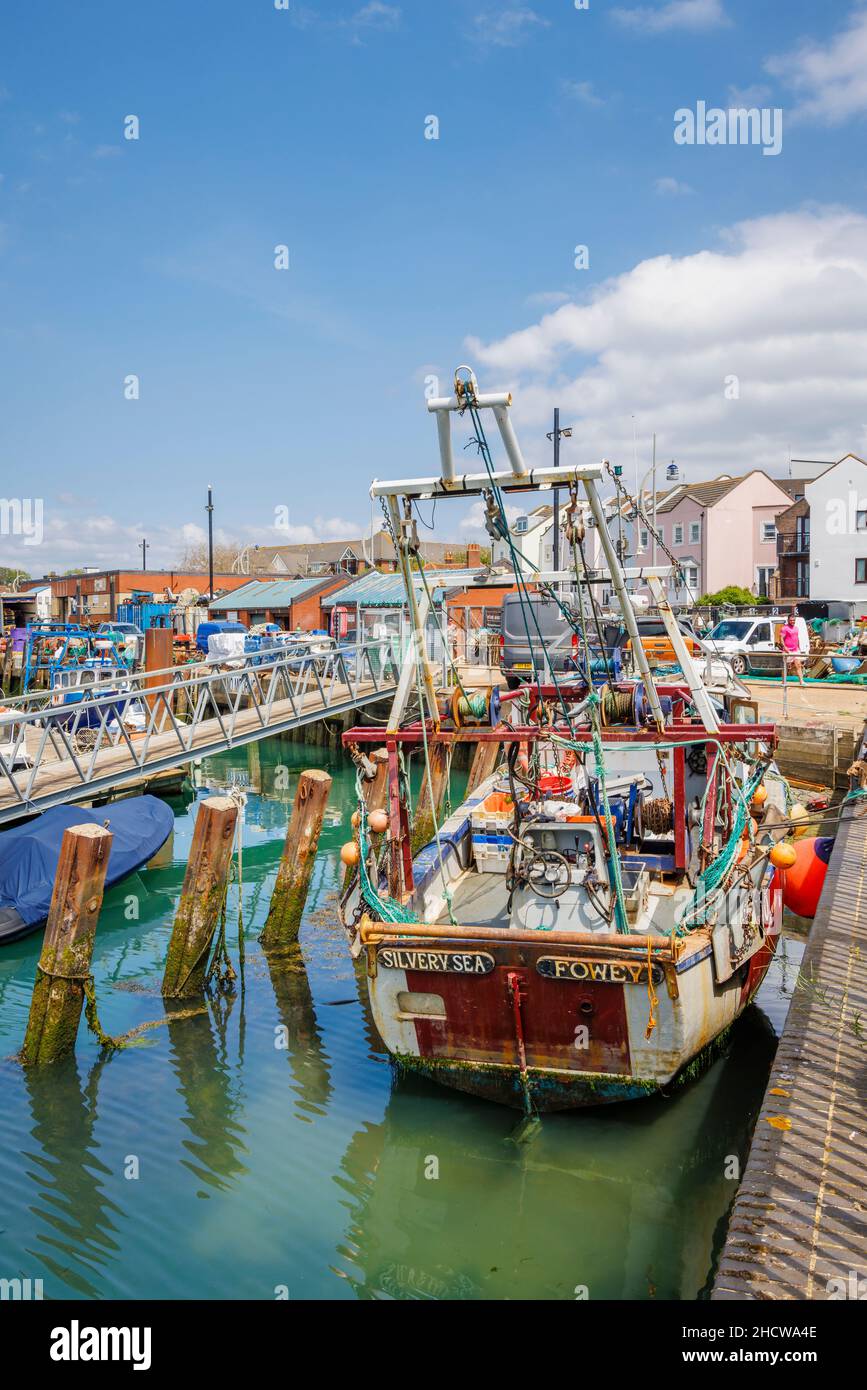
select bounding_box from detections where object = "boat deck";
[433,864,685,934]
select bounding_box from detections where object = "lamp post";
[140,538,149,572]
[206,485,214,599]
[545,410,573,573]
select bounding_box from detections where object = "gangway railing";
[0,640,396,822]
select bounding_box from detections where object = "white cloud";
[465,207,867,480]
[92,144,120,159]
[655,176,694,195]
[765,6,867,125]
[472,6,549,48]
[459,499,521,534]
[561,80,604,108]
[612,0,729,35]
[525,290,572,309]
[727,83,772,107]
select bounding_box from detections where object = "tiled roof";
[321,568,481,608]
[208,578,324,611]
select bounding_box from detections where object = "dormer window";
[514,516,529,534]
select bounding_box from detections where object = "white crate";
[471,832,512,875]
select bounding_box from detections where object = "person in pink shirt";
[780,609,805,686]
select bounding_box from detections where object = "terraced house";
[642,471,793,600]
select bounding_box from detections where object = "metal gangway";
[0,641,397,824]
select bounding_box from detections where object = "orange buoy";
[769,841,797,870]
[340,841,360,867]
[789,803,811,838]
[780,836,833,919]
[351,809,361,829]
[368,809,389,834]
[751,785,768,808]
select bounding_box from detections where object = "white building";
[491,504,553,569]
[805,453,867,605]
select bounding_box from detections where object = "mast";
[583,475,665,726]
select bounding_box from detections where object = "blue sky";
[1,0,866,572]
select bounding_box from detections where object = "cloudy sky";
[1,0,866,572]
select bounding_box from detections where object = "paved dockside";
[712,782,867,1301]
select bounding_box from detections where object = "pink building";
[638,472,793,600]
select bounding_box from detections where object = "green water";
[0,737,804,1301]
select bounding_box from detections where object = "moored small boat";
[0,795,174,944]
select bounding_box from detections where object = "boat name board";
[377,947,496,976]
[537,956,664,985]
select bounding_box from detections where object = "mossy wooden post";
[466,739,502,795]
[411,740,449,855]
[21,824,113,1066]
[162,795,238,998]
[260,769,332,951]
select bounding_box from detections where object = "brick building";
[48,570,250,624]
[207,575,350,629]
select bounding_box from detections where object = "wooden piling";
[466,739,502,795]
[162,795,238,999]
[363,747,389,815]
[411,740,449,855]
[144,627,173,726]
[21,824,113,1066]
[260,770,332,951]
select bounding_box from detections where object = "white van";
[701,615,787,675]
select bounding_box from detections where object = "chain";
[603,462,686,587]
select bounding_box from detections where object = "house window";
[656,524,663,543]
[639,528,649,550]
[673,524,684,545]
[689,522,700,544]
[687,567,698,589]
[857,511,867,532]
[761,521,776,544]
[514,517,528,535]
[856,559,867,585]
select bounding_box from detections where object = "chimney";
[467,543,482,568]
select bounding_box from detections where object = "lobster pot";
[471,792,514,874]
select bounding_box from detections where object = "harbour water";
[0,737,804,1301]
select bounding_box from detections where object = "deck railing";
[0,641,396,820]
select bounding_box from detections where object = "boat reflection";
[332,1004,778,1300]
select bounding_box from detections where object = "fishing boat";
[338,368,789,1114]
[0,795,174,944]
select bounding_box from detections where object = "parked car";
[622,616,702,671]
[96,620,144,663]
[500,593,621,689]
[700,615,787,675]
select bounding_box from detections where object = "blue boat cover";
[0,796,174,927]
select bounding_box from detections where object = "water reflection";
[333,1005,778,1301]
[263,945,333,1119]
[21,1056,123,1298]
[166,998,249,1195]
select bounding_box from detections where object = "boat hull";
[364,908,780,1112]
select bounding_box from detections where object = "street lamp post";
[546,410,573,574]
[206,486,214,599]
[140,538,149,572]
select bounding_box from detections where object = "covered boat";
[0,795,174,944]
[338,368,789,1114]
